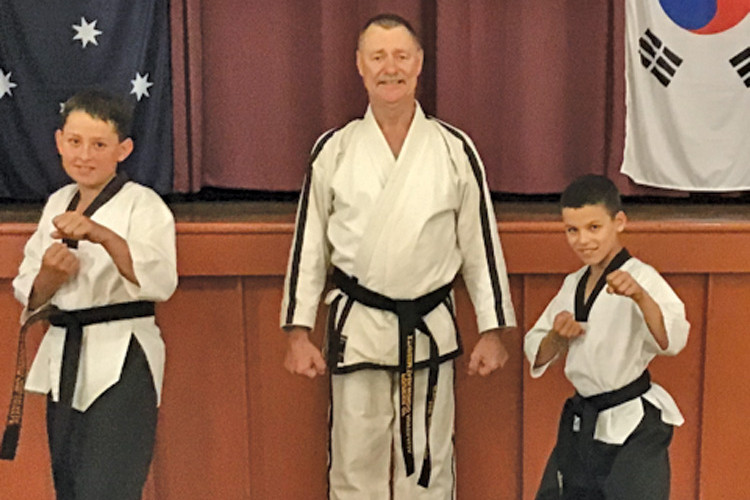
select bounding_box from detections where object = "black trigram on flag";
[730,47,750,88]
[638,29,683,87]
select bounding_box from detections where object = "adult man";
[281,14,516,499]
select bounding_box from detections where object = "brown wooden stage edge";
[1,201,749,499]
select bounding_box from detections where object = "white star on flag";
[130,72,154,101]
[1,69,18,99]
[72,17,102,48]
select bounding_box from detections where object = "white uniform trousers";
[329,361,456,500]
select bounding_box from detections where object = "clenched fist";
[41,242,80,279]
[51,212,107,244]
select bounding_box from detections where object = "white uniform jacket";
[282,102,516,371]
[13,181,178,411]
[524,255,690,444]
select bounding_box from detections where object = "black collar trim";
[63,171,129,248]
[574,248,631,322]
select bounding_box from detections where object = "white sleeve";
[12,200,56,315]
[638,265,689,357]
[121,189,178,302]
[524,282,570,378]
[13,227,44,310]
[280,132,335,329]
[454,132,516,332]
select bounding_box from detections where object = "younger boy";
[9,89,177,499]
[524,175,689,499]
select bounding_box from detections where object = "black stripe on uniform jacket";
[285,128,338,325]
[435,120,507,327]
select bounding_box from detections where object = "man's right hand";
[283,327,327,378]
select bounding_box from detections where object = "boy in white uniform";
[524,175,689,499]
[5,89,177,499]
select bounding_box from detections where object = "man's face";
[356,24,423,108]
[55,110,133,192]
[562,203,626,269]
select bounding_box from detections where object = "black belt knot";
[1,300,155,462]
[556,370,652,491]
[331,267,453,488]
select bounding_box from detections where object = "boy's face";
[55,110,133,193]
[562,203,626,270]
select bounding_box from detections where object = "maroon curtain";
[170,0,671,196]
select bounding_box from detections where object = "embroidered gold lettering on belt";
[331,267,452,488]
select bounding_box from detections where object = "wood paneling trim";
[4,221,750,277]
[137,220,750,276]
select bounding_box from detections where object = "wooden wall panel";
[620,230,750,274]
[649,274,705,500]
[152,277,252,499]
[501,221,750,275]
[701,274,750,500]
[521,274,570,500]
[454,276,524,500]
[176,226,291,277]
[1,219,749,499]
[0,226,28,278]
[0,282,54,498]
[241,276,329,499]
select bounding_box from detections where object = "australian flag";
[621,0,750,191]
[0,1,172,201]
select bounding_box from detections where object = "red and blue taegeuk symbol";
[659,0,750,34]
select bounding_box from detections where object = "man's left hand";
[467,329,510,376]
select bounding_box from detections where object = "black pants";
[46,336,158,500]
[536,400,673,500]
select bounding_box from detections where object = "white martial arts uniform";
[282,102,516,499]
[13,180,178,411]
[524,251,689,498]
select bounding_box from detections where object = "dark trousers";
[536,400,673,500]
[46,336,158,500]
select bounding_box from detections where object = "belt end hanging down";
[417,457,432,487]
[0,424,20,460]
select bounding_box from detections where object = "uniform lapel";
[353,104,428,284]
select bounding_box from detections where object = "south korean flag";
[621,1,750,191]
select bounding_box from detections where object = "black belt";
[331,267,453,488]
[556,370,652,489]
[1,301,155,463]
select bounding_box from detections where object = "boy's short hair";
[359,13,422,49]
[60,89,134,141]
[560,174,622,216]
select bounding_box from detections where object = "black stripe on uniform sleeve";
[436,121,506,326]
[285,128,338,325]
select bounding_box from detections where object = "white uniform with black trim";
[524,256,689,444]
[13,181,178,412]
[282,102,515,499]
